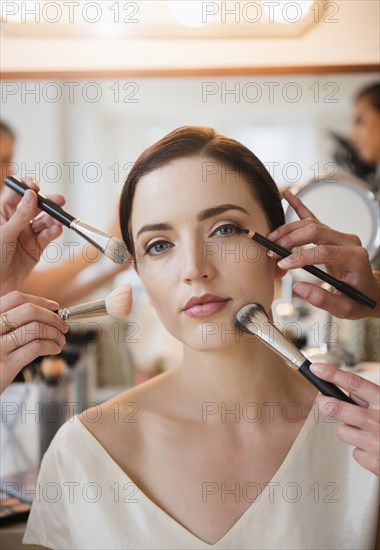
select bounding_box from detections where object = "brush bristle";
[104,237,130,264]
[105,284,133,318]
[235,303,268,334]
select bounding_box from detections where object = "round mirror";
[284,171,379,261]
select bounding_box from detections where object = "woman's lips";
[183,299,231,318]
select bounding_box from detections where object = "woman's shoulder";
[77,370,176,463]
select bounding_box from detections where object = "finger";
[45,194,65,205]
[0,302,68,335]
[314,395,364,427]
[292,282,360,319]
[315,394,379,431]
[336,423,379,454]
[267,218,317,242]
[29,212,62,233]
[311,363,380,407]
[1,322,66,354]
[276,244,360,271]
[33,222,63,254]
[352,447,380,477]
[0,291,59,314]
[24,176,40,191]
[1,177,39,209]
[282,189,319,221]
[1,190,39,241]
[276,224,358,252]
[1,340,64,393]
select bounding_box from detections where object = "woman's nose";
[180,239,214,283]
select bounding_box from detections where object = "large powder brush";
[236,302,354,404]
[58,284,132,320]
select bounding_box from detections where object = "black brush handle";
[252,232,376,310]
[5,176,76,228]
[299,359,355,404]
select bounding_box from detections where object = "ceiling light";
[261,0,313,24]
[169,1,210,28]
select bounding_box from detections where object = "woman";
[350,82,380,167]
[23,127,379,549]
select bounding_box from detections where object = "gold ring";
[30,219,38,235]
[8,331,18,347]
[0,313,13,334]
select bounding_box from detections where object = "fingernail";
[310,363,326,375]
[277,259,288,268]
[267,250,275,258]
[49,301,60,309]
[267,230,277,239]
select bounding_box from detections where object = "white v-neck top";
[23,411,379,550]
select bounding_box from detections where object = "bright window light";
[170,1,209,28]
[261,0,313,24]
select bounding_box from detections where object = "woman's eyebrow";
[136,204,250,240]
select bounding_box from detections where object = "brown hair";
[120,126,284,261]
[356,82,380,112]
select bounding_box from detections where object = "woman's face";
[130,156,279,350]
[351,98,380,163]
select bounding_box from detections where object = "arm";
[20,252,127,304]
[268,189,380,320]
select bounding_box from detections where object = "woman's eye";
[144,240,172,256]
[212,224,244,237]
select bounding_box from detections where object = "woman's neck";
[173,339,310,413]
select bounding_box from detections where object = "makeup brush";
[243,229,376,310]
[5,176,129,265]
[58,284,132,321]
[236,302,355,404]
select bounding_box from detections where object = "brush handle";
[56,300,107,321]
[5,176,76,228]
[252,232,376,309]
[299,359,355,404]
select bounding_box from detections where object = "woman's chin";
[179,321,247,351]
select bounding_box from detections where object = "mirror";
[285,172,379,261]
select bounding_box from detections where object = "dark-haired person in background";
[332,82,380,200]
[351,82,380,167]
